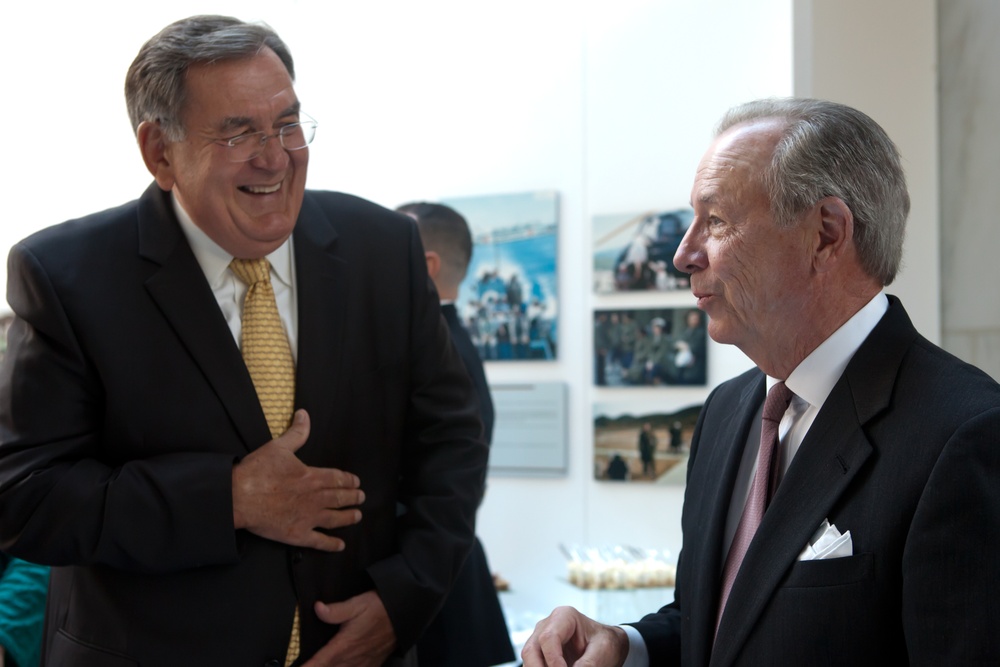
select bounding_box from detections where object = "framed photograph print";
[593,208,693,294]
[444,190,559,362]
[594,307,707,387]
[594,400,703,483]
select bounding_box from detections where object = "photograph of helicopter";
[593,208,693,293]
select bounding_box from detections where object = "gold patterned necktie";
[230,258,296,438]
[229,257,300,666]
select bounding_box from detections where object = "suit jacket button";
[292,550,304,564]
[264,660,281,667]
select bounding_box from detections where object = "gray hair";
[718,98,910,286]
[125,15,295,141]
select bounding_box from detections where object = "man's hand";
[232,410,364,551]
[521,606,629,667]
[301,590,396,667]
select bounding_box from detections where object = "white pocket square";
[798,519,853,561]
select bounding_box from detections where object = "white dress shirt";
[621,292,889,666]
[172,194,299,360]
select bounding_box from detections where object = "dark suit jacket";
[415,305,514,666]
[0,184,488,666]
[630,297,1000,666]
[441,304,494,445]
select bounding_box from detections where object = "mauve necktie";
[230,258,300,666]
[715,380,793,636]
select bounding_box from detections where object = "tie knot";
[763,381,793,423]
[230,258,272,286]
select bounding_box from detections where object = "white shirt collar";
[170,192,293,287]
[766,292,889,407]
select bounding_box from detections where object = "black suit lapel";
[684,373,765,667]
[711,404,873,666]
[711,297,916,667]
[291,194,347,462]
[136,184,271,452]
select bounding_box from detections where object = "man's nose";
[673,225,706,273]
[251,133,291,169]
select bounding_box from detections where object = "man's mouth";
[240,182,282,195]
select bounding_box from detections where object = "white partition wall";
[794,0,940,340]
[938,0,1000,380]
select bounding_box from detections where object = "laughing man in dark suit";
[0,16,486,667]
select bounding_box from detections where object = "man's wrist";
[619,624,649,667]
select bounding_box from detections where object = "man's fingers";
[535,624,576,667]
[316,507,363,531]
[273,409,311,452]
[288,509,362,551]
[309,467,362,492]
[522,635,563,667]
[314,598,354,625]
[521,606,619,667]
[301,532,348,553]
[233,408,367,548]
[303,592,396,666]
[316,486,365,510]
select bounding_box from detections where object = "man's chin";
[242,213,298,239]
[706,321,735,346]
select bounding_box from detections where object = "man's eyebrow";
[278,101,302,119]
[693,191,718,206]
[215,102,302,134]
[217,116,255,134]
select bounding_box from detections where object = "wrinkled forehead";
[181,49,298,128]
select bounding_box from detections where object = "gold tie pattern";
[230,258,296,439]
[229,258,300,666]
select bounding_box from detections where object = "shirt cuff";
[621,624,649,667]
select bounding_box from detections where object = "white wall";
[794,0,940,340]
[0,0,940,627]
[479,0,791,616]
[938,0,1000,381]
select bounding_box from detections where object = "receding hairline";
[690,119,786,207]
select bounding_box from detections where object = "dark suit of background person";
[521,99,1000,667]
[398,202,516,667]
[0,16,486,667]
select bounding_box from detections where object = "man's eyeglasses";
[213,114,318,162]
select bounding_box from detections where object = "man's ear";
[813,196,854,272]
[137,121,176,191]
[424,250,442,281]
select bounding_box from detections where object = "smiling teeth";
[244,183,281,194]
